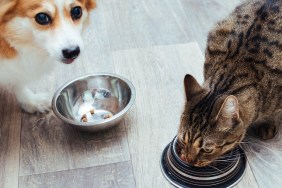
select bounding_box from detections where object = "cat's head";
[177,74,245,167]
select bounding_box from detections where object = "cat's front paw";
[256,123,277,140]
[20,93,51,114]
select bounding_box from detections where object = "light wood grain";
[97,0,244,52]
[19,161,136,188]
[19,114,130,176]
[1,0,274,187]
[0,89,21,188]
[112,43,258,187]
[234,161,259,188]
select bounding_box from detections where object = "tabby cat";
[178,0,282,167]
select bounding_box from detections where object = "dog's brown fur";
[0,0,96,59]
[0,0,96,113]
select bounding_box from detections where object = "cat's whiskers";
[238,140,255,144]
[208,164,224,173]
[214,157,240,162]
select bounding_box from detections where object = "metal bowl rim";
[160,139,247,188]
[171,136,241,169]
[52,72,136,127]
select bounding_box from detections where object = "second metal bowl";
[160,137,246,188]
[52,73,136,132]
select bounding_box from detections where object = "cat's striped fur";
[178,0,282,167]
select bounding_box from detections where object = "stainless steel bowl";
[52,73,136,131]
[160,136,247,188]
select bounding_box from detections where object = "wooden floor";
[1,0,281,187]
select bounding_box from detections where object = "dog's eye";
[71,6,82,20]
[35,13,51,25]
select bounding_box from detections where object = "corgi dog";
[0,0,96,113]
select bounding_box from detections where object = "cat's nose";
[186,156,197,165]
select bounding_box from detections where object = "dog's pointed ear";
[0,0,16,23]
[85,0,96,11]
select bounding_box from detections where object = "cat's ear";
[215,96,240,132]
[216,95,239,120]
[184,74,202,100]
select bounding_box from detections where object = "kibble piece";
[82,117,88,122]
[103,114,113,119]
[82,114,87,118]
[90,109,95,114]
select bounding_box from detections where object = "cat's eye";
[203,148,213,153]
[35,13,51,25]
[71,6,83,20]
[219,142,226,147]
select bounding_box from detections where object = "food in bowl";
[103,113,113,119]
[81,117,88,122]
[52,73,136,131]
[80,109,113,123]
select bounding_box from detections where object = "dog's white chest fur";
[0,48,55,85]
[0,48,56,113]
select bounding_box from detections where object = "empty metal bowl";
[52,73,136,131]
[160,137,246,188]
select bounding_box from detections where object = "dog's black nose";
[62,46,80,59]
